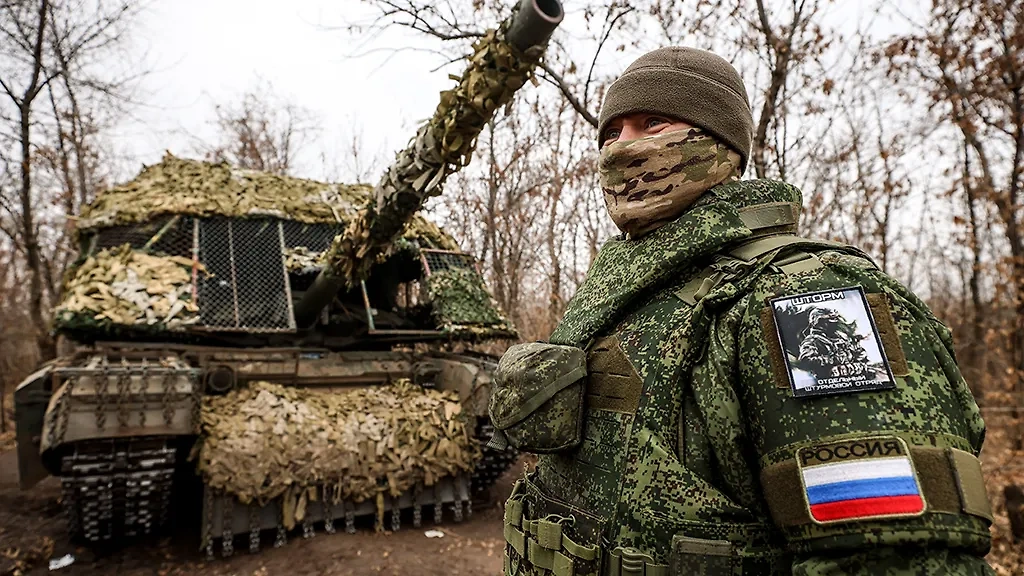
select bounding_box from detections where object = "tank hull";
[16,342,515,551]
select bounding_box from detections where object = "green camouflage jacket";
[498,179,993,576]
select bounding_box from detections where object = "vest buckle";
[606,546,668,576]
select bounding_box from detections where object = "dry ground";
[0,447,517,576]
[1,437,1022,576]
[977,421,1024,575]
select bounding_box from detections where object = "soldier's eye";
[646,117,668,129]
[602,128,621,145]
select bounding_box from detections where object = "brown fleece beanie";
[599,47,754,172]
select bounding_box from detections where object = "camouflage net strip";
[283,247,323,274]
[77,154,461,253]
[426,267,516,338]
[195,381,480,527]
[323,11,545,287]
[54,244,203,330]
[398,217,461,252]
[78,154,367,230]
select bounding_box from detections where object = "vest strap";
[728,234,841,263]
[563,535,599,561]
[674,235,858,306]
[737,202,800,232]
[502,494,600,575]
[506,523,526,555]
[772,250,824,275]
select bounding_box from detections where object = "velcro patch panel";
[760,438,993,528]
[797,436,925,524]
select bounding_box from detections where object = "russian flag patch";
[797,436,926,524]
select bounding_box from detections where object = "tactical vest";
[500,202,865,576]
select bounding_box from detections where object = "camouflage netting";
[55,154,466,333]
[195,380,480,527]
[283,247,323,274]
[78,153,460,252]
[79,154,365,229]
[397,218,460,252]
[54,244,203,331]
[427,267,517,338]
[323,10,545,287]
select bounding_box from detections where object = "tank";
[13,0,562,557]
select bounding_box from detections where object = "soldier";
[797,307,869,379]
[491,47,993,575]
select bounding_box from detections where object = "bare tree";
[644,0,839,183]
[0,0,57,355]
[346,0,633,130]
[887,0,1024,395]
[321,119,385,184]
[0,0,140,357]
[204,84,319,176]
[344,0,867,339]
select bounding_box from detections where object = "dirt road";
[0,448,515,576]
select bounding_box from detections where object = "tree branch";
[582,4,633,113]
[537,60,598,129]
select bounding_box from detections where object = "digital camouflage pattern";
[599,127,741,238]
[196,380,479,525]
[502,179,993,575]
[488,342,587,452]
[426,266,517,338]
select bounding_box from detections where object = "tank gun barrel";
[294,0,563,328]
[506,0,564,52]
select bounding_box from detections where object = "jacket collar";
[549,179,802,346]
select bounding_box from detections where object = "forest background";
[0,0,1022,568]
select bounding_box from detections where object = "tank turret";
[294,0,564,327]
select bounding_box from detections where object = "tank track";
[201,473,473,558]
[471,420,519,495]
[60,437,177,542]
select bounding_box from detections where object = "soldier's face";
[600,113,693,148]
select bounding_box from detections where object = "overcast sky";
[120,0,478,182]
[112,0,919,185]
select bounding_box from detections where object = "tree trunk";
[962,147,985,395]
[752,0,801,180]
[484,124,505,310]
[1004,207,1024,449]
[5,0,54,360]
[19,106,50,359]
[65,79,91,206]
[547,194,562,329]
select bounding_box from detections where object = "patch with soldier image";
[769,286,896,398]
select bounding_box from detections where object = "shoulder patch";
[797,436,926,524]
[768,286,896,397]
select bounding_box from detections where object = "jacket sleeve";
[728,249,994,575]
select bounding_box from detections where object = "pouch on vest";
[487,342,588,453]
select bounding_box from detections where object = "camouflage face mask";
[599,127,742,238]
